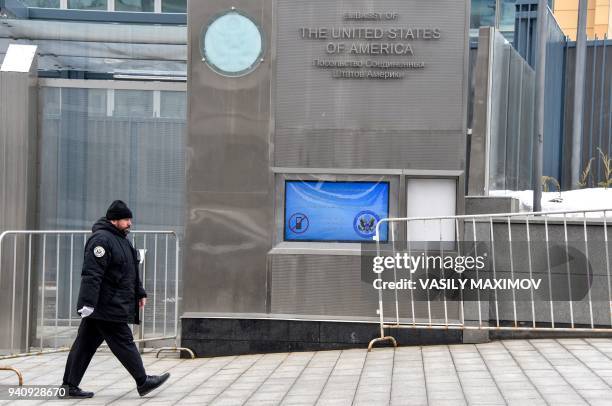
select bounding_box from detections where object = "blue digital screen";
[284,181,389,242]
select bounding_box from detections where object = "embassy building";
[2,0,609,356]
[182,0,470,355]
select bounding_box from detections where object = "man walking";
[61,200,170,398]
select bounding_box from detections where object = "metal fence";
[478,0,612,189]
[469,27,536,195]
[0,230,193,359]
[369,208,612,350]
[565,37,612,188]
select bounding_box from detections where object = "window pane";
[22,0,60,7]
[88,89,107,116]
[499,0,517,33]
[68,0,107,10]
[160,91,186,119]
[113,90,153,118]
[42,88,61,117]
[470,0,496,29]
[115,0,154,12]
[162,0,186,13]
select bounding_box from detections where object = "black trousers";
[62,318,147,387]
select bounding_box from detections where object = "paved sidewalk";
[2,338,612,405]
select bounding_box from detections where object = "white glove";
[78,306,94,318]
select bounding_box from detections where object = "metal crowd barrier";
[0,230,193,360]
[0,366,23,385]
[368,208,612,350]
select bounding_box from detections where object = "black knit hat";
[106,200,133,220]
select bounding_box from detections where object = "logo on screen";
[353,211,380,238]
[288,213,309,234]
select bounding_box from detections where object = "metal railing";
[368,208,612,350]
[0,366,23,385]
[0,230,193,360]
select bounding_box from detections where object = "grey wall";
[185,0,470,318]
[0,53,38,353]
[272,0,472,307]
[465,218,612,328]
[0,62,38,232]
[275,0,470,170]
[270,253,462,323]
[184,0,272,314]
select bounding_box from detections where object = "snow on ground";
[489,188,612,217]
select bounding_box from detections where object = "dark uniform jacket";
[76,217,147,324]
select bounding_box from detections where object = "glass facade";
[115,0,154,12]
[113,89,154,118]
[160,91,186,119]
[162,0,186,13]
[38,87,186,232]
[22,0,60,7]
[68,0,107,10]
[27,0,537,19]
[499,0,517,33]
[87,89,107,116]
[18,0,186,12]
[17,0,553,22]
[471,0,497,31]
[470,0,555,40]
[470,0,520,39]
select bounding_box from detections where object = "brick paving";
[2,338,612,405]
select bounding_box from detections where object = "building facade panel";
[275,0,469,137]
[184,0,273,314]
[184,0,470,319]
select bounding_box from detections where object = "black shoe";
[137,373,170,396]
[58,385,94,398]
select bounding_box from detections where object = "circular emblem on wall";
[353,211,380,238]
[288,213,309,234]
[93,246,106,258]
[201,9,264,77]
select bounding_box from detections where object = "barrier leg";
[155,347,195,359]
[0,366,24,385]
[367,336,398,352]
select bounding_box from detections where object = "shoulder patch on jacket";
[93,246,106,258]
